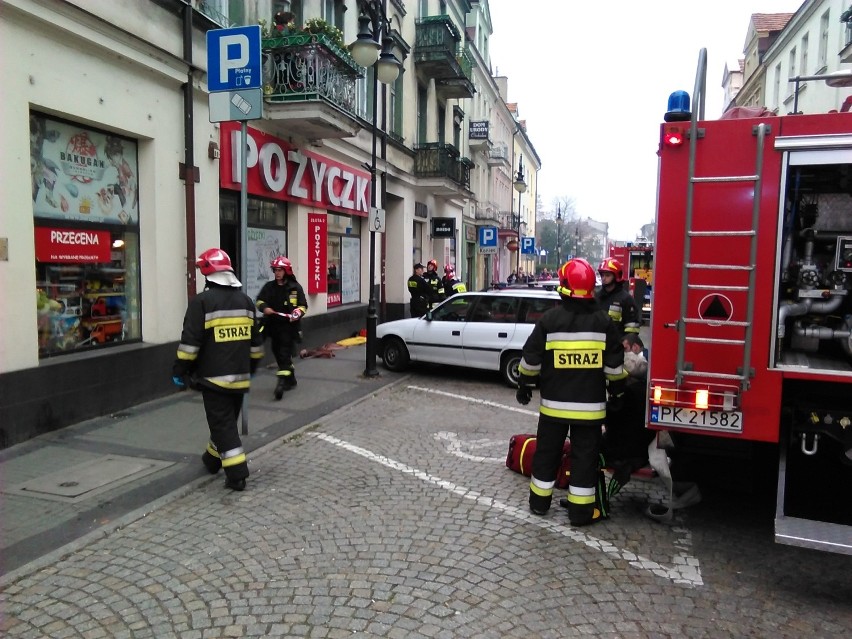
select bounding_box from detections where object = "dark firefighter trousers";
[268,326,298,385]
[529,414,603,523]
[201,389,249,481]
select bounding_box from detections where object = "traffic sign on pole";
[478,226,498,254]
[206,26,262,92]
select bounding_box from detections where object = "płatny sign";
[431,217,456,239]
[219,123,370,217]
[478,226,498,254]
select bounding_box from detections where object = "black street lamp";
[349,0,401,378]
[513,155,527,277]
[555,203,562,267]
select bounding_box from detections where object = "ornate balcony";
[413,16,475,100]
[261,33,364,140]
[487,142,510,169]
[414,143,473,195]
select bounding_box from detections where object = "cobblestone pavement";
[2,370,852,638]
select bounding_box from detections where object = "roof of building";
[751,13,795,33]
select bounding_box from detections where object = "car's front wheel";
[500,351,522,387]
[381,337,410,372]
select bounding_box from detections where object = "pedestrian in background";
[173,248,264,491]
[622,333,648,379]
[256,256,308,400]
[516,258,626,525]
[442,264,467,299]
[424,259,444,308]
[407,262,432,317]
[596,256,641,337]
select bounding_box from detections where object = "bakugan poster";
[30,113,139,225]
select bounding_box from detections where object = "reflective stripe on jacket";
[518,298,625,423]
[175,284,264,393]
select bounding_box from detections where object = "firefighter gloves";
[516,387,533,405]
[607,391,625,413]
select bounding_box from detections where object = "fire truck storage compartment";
[773,149,852,372]
[780,379,852,527]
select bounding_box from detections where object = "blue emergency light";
[664,90,691,122]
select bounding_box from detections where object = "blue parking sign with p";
[207,26,262,92]
[521,237,535,254]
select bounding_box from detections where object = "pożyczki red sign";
[35,227,111,263]
[219,122,370,217]
[307,213,327,294]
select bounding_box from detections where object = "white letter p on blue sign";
[219,35,249,84]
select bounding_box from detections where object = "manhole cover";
[4,455,174,503]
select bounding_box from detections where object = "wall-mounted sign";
[308,213,327,295]
[432,217,455,238]
[469,120,489,140]
[219,123,370,217]
[30,114,139,225]
[35,227,111,263]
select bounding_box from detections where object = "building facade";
[0,0,539,446]
[728,1,852,115]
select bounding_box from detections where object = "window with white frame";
[774,63,782,109]
[788,47,797,96]
[819,10,829,70]
[800,34,809,77]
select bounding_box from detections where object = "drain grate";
[4,455,174,503]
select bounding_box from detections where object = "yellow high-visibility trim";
[565,493,595,505]
[529,481,553,497]
[547,339,605,351]
[221,453,246,467]
[204,316,254,330]
[540,406,607,421]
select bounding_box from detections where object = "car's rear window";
[519,296,560,323]
[468,296,520,322]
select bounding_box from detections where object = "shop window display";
[36,232,140,356]
[31,112,141,357]
[326,213,360,307]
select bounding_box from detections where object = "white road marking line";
[434,431,505,462]
[312,432,704,587]
[407,385,539,417]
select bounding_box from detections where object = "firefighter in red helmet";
[443,264,467,298]
[173,248,264,491]
[256,256,308,400]
[596,256,640,337]
[517,258,627,525]
[424,258,444,308]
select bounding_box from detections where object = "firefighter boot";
[274,376,287,400]
[284,369,297,390]
[563,472,609,526]
[528,480,552,516]
[225,476,246,491]
[201,444,221,474]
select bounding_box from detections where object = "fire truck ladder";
[675,51,765,391]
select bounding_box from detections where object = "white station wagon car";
[377,288,561,386]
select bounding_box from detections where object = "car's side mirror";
[425,311,432,321]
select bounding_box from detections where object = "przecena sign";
[219,122,370,217]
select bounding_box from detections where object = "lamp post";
[574,225,580,258]
[349,0,401,378]
[555,203,562,267]
[513,155,527,278]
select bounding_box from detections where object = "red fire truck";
[649,49,852,554]
[607,240,654,321]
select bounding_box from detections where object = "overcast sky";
[488,0,806,241]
